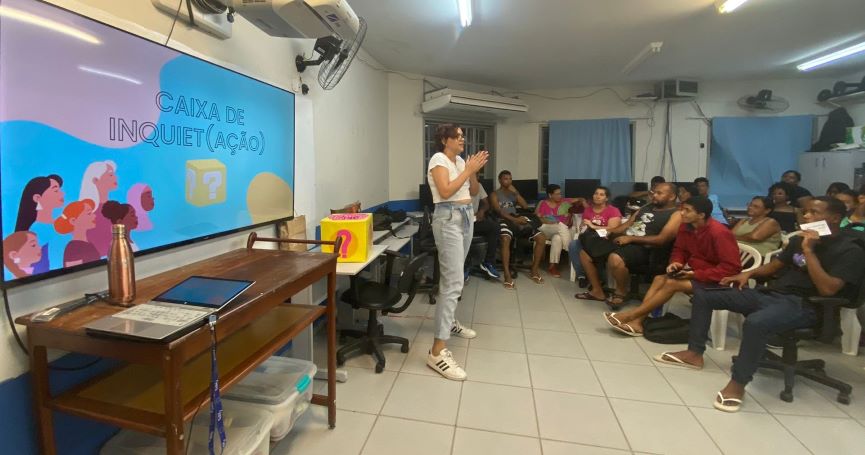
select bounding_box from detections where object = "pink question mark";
[335,229,353,258]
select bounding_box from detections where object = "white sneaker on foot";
[427,348,467,381]
[450,320,477,339]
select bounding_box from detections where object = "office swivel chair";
[751,271,865,404]
[336,252,428,373]
[415,207,489,304]
[741,235,865,404]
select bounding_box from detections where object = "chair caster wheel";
[401,344,409,353]
[429,296,436,305]
[780,391,794,402]
[837,394,851,405]
[375,364,384,373]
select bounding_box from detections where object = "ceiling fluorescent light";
[457,0,472,28]
[0,5,100,44]
[79,66,142,85]
[715,0,750,14]
[797,41,865,71]
[622,42,663,75]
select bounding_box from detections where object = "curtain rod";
[527,117,652,124]
[686,114,829,120]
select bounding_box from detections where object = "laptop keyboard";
[115,304,209,327]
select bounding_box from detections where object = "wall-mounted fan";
[737,89,790,113]
[297,17,367,90]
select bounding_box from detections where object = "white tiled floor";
[275,275,865,455]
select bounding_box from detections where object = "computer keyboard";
[115,304,209,327]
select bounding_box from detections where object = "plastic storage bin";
[101,400,273,455]
[223,355,317,441]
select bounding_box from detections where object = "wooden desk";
[17,243,339,455]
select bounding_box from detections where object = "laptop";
[85,276,255,341]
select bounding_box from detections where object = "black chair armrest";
[383,250,400,287]
[804,295,853,344]
[383,294,414,315]
[806,296,857,308]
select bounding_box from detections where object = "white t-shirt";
[427,152,471,204]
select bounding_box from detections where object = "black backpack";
[644,313,690,344]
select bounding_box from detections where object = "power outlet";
[152,0,232,40]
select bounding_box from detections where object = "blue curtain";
[709,115,813,207]
[549,119,632,187]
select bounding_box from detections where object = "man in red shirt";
[604,196,741,335]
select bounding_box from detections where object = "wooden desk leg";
[327,269,337,429]
[30,345,56,455]
[163,353,185,454]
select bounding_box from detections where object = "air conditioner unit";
[421,89,528,119]
[655,79,699,99]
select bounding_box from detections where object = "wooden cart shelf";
[17,239,340,455]
[51,304,324,436]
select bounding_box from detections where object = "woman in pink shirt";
[571,187,622,297]
[536,184,584,277]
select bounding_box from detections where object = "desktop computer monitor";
[511,179,540,203]
[480,178,494,196]
[607,181,648,198]
[419,184,434,210]
[565,179,600,199]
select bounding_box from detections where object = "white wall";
[0,0,389,381]
[388,75,847,200]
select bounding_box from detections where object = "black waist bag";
[644,313,690,344]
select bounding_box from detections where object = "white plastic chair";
[709,243,761,350]
[568,213,583,281]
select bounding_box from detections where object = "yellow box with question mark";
[320,213,372,262]
[185,159,227,207]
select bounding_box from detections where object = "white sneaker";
[450,320,477,339]
[427,349,467,381]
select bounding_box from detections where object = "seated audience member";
[825,181,850,198]
[569,186,621,287]
[603,197,741,335]
[835,189,864,231]
[629,175,666,202]
[767,182,798,233]
[677,183,697,203]
[781,170,812,207]
[536,184,583,278]
[575,183,681,305]
[731,196,782,257]
[694,177,728,226]
[489,170,546,289]
[468,183,500,279]
[654,197,865,413]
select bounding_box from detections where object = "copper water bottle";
[107,224,136,306]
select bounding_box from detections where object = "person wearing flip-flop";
[603,196,741,336]
[489,170,547,289]
[653,197,865,413]
[576,183,681,304]
[570,186,621,291]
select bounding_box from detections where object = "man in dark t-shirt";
[576,183,682,305]
[782,170,813,207]
[652,197,865,413]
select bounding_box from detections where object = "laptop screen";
[155,276,255,308]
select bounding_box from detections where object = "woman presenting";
[426,123,488,381]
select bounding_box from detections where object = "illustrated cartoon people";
[54,199,100,267]
[102,201,139,251]
[3,231,42,278]
[79,160,118,257]
[15,175,66,274]
[127,183,154,232]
